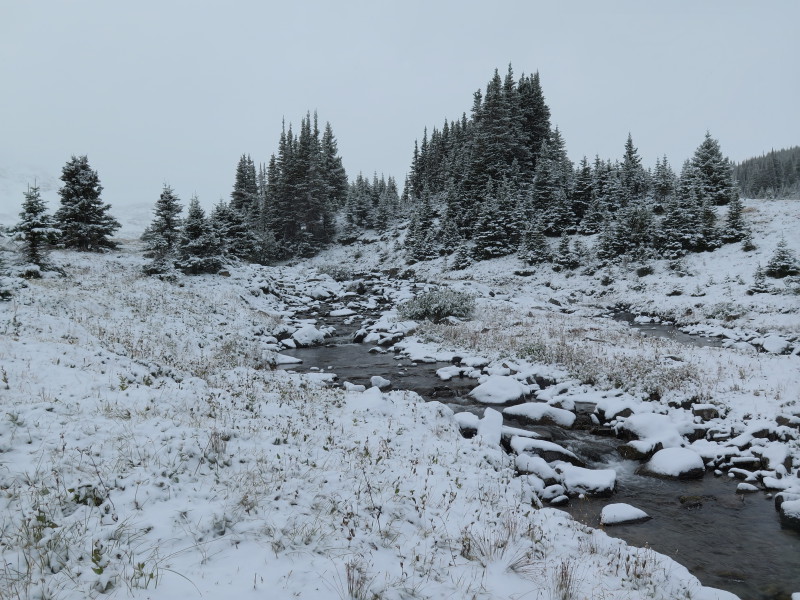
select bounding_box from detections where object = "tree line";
[734,146,800,199]
[395,65,750,268]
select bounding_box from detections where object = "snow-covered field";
[1,244,749,600]
[1,197,798,599]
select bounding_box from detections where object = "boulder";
[469,375,528,405]
[503,402,576,428]
[617,440,663,461]
[691,404,720,421]
[370,375,391,390]
[291,324,326,347]
[779,499,800,531]
[641,447,705,480]
[600,503,651,526]
[557,464,616,497]
[509,436,585,467]
[477,408,503,446]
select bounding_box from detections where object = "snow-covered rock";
[515,454,559,482]
[509,436,584,466]
[343,381,366,392]
[778,499,800,530]
[642,447,705,479]
[557,464,617,497]
[469,375,528,404]
[329,307,356,317]
[291,324,326,346]
[274,353,302,365]
[600,503,651,525]
[758,335,790,354]
[503,402,577,427]
[370,375,391,389]
[477,408,503,446]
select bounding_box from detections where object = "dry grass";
[417,304,708,399]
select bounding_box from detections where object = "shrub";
[398,289,475,322]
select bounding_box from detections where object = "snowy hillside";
[0,246,749,600]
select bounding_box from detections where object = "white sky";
[1,0,798,215]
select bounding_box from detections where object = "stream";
[278,303,799,599]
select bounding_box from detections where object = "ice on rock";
[600,503,651,525]
[469,375,528,404]
[643,447,705,479]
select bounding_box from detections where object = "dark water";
[613,311,725,348]
[279,311,799,599]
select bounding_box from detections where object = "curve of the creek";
[278,300,799,600]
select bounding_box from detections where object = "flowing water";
[278,306,799,599]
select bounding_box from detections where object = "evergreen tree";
[177,197,224,275]
[231,154,259,213]
[741,229,756,252]
[438,214,463,255]
[578,195,606,235]
[210,200,257,260]
[405,194,437,261]
[764,238,800,278]
[553,232,578,270]
[54,155,120,251]
[749,264,771,294]
[518,219,550,265]
[15,184,57,267]
[572,156,594,223]
[721,192,748,243]
[451,242,472,270]
[691,132,738,206]
[652,155,676,207]
[620,133,648,203]
[141,184,183,275]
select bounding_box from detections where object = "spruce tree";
[721,193,748,243]
[15,184,57,268]
[691,132,738,206]
[141,184,183,275]
[54,155,120,251]
[553,232,578,271]
[177,197,224,275]
[621,133,648,203]
[451,242,472,270]
[518,219,551,265]
[765,238,800,278]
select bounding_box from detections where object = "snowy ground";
[0,244,747,599]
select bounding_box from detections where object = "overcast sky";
[1,0,798,216]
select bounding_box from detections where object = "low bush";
[398,288,475,322]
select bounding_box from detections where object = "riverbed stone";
[617,440,663,461]
[692,404,720,421]
[370,375,391,389]
[600,503,651,526]
[641,447,706,480]
[779,499,800,530]
[557,464,616,497]
[509,436,585,467]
